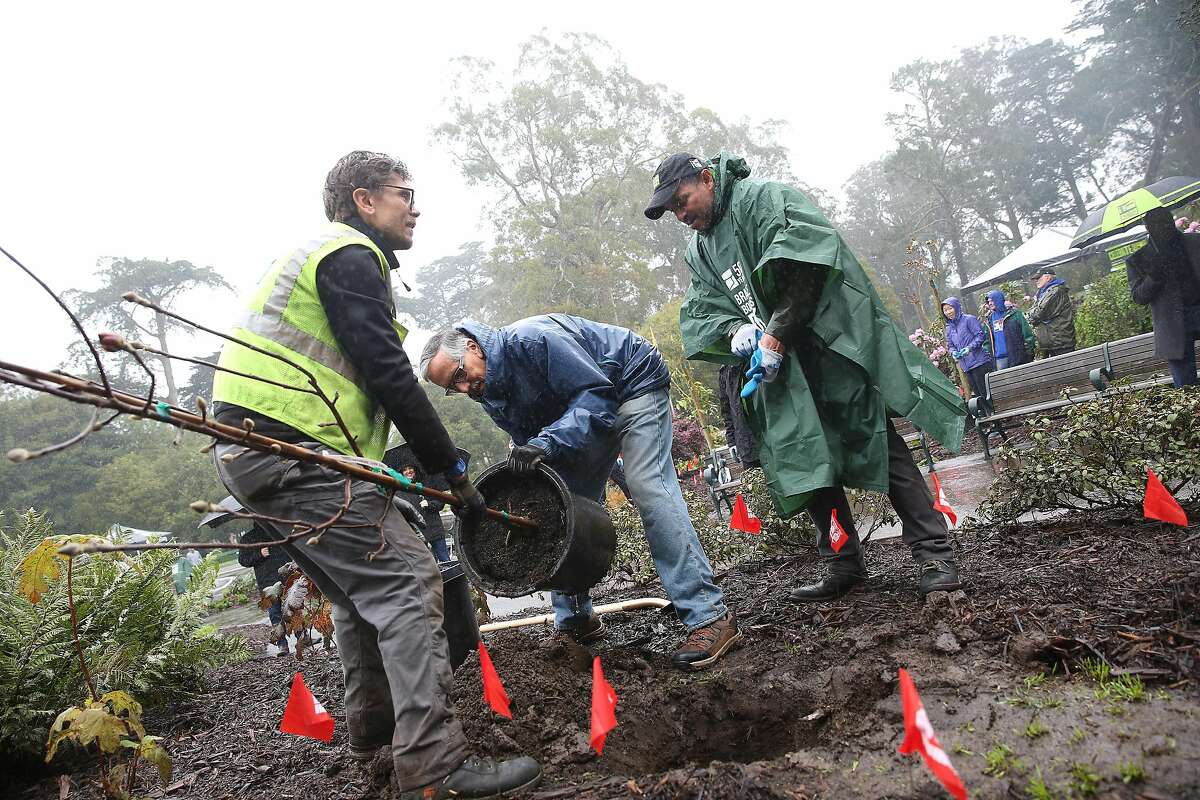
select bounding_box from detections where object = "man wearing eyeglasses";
[211,151,541,799]
[419,314,742,672]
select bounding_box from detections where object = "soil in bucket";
[465,469,568,595]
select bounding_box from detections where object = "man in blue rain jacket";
[420,314,741,671]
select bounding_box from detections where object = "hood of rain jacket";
[942,297,991,371]
[678,151,966,517]
[456,314,668,460]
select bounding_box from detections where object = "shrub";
[671,414,709,462]
[973,385,1200,523]
[1074,270,1152,349]
[0,511,247,766]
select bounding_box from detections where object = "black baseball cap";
[644,153,707,219]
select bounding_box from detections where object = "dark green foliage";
[974,386,1200,522]
[1074,270,1153,349]
[0,511,246,765]
[0,391,227,539]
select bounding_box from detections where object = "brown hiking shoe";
[670,612,743,671]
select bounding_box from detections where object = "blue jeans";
[266,598,287,647]
[548,389,727,632]
[429,537,451,563]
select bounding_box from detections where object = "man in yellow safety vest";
[211,151,541,799]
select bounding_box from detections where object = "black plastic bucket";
[457,463,616,597]
[439,560,479,671]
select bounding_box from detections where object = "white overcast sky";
[1,0,1079,374]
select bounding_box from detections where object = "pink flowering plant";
[908,322,956,381]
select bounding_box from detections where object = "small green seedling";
[1069,727,1087,744]
[982,744,1024,778]
[1024,718,1049,739]
[1079,657,1110,683]
[1025,769,1055,800]
[1117,761,1146,784]
[1067,762,1101,797]
[1023,672,1047,690]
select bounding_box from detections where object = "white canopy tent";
[961,225,1149,294]
[960,227,1075,293]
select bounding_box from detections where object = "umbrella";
[197,495,244,529]
[1071,175,1200,248]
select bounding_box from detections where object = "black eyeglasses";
[445,353,467,396]
[378,184,416,210]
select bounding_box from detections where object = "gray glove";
[730,322,760,358]
[392,496,426,531]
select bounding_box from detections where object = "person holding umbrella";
[399,462,452,562]
[1126,207,1200,387]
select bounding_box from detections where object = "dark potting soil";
[15,507,1200,800]
[465,470,569,596]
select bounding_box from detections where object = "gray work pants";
[805,420,954,575]
[214,442,468,789]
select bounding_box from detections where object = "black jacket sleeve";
[763,259,828,343]
[238,526,267,568]
[315,245,458,474]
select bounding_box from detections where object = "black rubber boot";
[787,571,865,602]
[918,560,963,595]
[396,754,542,799]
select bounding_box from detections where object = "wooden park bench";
[892,417,936,470]
[968,332,1199,458]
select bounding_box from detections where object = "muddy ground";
[16,509,1200,800]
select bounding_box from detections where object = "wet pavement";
[868,451,1004,540]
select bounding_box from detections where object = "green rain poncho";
[679,152,967,517]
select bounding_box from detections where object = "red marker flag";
[897,668,967,800]
[930,472,958,527]
[477,640,512,719]
[279,672,334,742]
[590,656,618,754]
[1144,468,1189,527]
[829,508,849,553]
[730,494,761,534]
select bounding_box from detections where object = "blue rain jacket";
[456,315,669,459]
[986,289,1009,359]
[942,297,991,372]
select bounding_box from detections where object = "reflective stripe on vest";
[212,223,405,460]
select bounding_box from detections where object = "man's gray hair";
[419,329,471,381]
[323,150,412,222]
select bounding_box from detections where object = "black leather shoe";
[786,571,865,602]
[919,560,962,595]
[397,754,542,799]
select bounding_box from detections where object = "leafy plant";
[206,574,257,612]
[0,511,246,768]
[1024,769,1056,800]
[1117,761,1146,784]
[263,563,334,659]
[982,743,1024,778]
[1024,718,1049,739]
[974,386,1200,522]
[1067,762,1101,796]
[1074,270,1152,350]
[46,690,171,800]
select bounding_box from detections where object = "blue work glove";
[740,346,783,397]
[730,323,761,358]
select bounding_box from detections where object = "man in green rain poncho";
[645,152,967,599]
